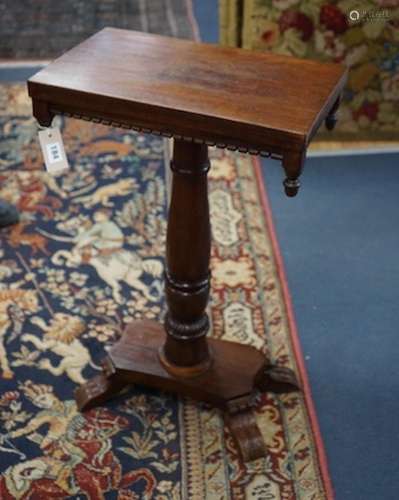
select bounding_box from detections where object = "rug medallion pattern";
[0,83,328,499]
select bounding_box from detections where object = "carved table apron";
[28,28,347,461]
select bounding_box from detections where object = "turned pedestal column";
[161,140,211,375]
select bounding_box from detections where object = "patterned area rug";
[0,83,332,499]
[0,0,197,59]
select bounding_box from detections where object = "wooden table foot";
[75,358,128,412]
[225,409,267,462]
[255,364,301,394]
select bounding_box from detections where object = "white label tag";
[38,127,69,174]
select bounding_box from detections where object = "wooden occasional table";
[28,28,347,462]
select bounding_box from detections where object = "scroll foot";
[75,358,127,411]
[255,363,301,394]
[225,401,267,461]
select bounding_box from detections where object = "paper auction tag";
[38,127,69,174]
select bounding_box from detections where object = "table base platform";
[75,320,300,462]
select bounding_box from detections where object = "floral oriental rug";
[0,83,333,499]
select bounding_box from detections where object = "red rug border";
[252,157,335,500]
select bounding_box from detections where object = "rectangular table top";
[28,28,347,155]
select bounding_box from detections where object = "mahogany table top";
[28,28,346,156]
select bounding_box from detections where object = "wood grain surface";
[28,28,347,155]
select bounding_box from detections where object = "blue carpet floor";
[263,154,399,500]
[192,1,399,499]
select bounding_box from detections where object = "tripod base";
[75,320,300,461]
